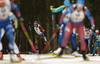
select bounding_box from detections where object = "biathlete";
[50,0,80,57]
[56,0,95,61]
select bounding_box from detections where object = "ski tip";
[84,57,89,61]
[11,61,21,63]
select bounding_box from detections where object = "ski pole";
[42,26,60,53]
[19,21,36,52]
[52,12,55,40]
[42,36,55,53]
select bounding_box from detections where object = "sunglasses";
[34,23,38,25]
[77,4,84,7]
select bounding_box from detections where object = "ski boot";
[53,47,64,57]
[17,53,24,61]
[82,51,89,61]
[53,47,62,55]
[0,51,3,60]
[92,53,95,56]
[72,51,80,57]
[10,50,20,63]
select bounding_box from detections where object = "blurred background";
[2,0,100,54]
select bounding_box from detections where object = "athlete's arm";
[85,7,94,26]
[10,1,21,18]
[52,5,65,13]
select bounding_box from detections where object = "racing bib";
[71,10,85,23]
[0,0,10,20]
[34,25,42,35]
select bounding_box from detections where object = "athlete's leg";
[71,33,77,51]
[71,32,80,57]
[99,43,100,56]
[0,30,3,51]
[55,22,73,56]
[13,43,19,54]
[0,29,3,60]
[61,22,74,47]
[58,24,66,46]
[76,24,86,51]
[4,21,20,62]
[53,24,66,55]
[0,28,5,51]
[88,39,91,52]
[76,23,88,60]
[93,42,98,55]
[4,23,14,51]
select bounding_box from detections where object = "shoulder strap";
[83,6,85,15]
[72,6,85,15]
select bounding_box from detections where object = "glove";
[92,45,94,47]
[15,28,18,32]
[42,29,45,32]
[91,25,95,30]
[96,39,98,42]
[56,22,63,29]
[50,5,53,11]
[56,24,61,29]
[18,17,24,22]
[18,17,24,25]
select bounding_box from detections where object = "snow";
[0,54,100,64]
